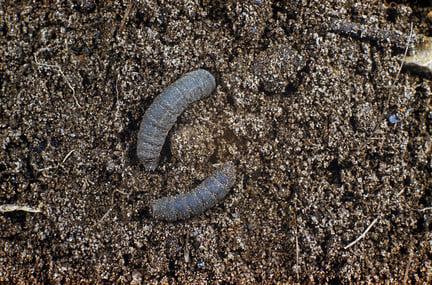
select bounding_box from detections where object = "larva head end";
[140,159,158,172]
[150,200,167,221]
[144,164,157,171]
[195,68,216,95]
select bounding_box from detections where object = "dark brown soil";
[1,0,431,283]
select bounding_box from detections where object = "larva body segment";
[151,162,236,221]
[137,69,216,170]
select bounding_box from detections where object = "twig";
[386,22,414,107]
[293,199,300,281]
[36,149,76,173]
[344,217,379,249]
[98,207,113,223]
[61,149,76,164]
[114,75,122,122]
[403,255,412,284]
[328,20,414,52]
[295,227,300,281]
[36,166,58,173]
[0,204,42,213]
[394,22,414,82]
[419,207,432,212]
[119,1,134,33]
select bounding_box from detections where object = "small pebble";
[388,114,400,124]
[197,260,205,269]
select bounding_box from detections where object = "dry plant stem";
[328,20,415,52]
[36,149,76,173]
[403,255,412,284]
[119,1,134,33]
[98,208,113,224]
[295,221,300,280]
[344,217,379,250]
[293,199,300,281]
[387,22,414,106]
[114,76,121,121]
[394,22,414,83]
[62,150,76,164]
[419,207,432,212]
[0,204,42,213]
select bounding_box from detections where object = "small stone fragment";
[388,114,400,124]
[196,260,205,269]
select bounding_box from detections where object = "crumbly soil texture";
[1,0,431,284]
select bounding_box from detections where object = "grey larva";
[137,69,216,171]
[151,162,236,221]
[136,69,234,221]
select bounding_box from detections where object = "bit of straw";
[344,217,379,250]
[0,204,42,213]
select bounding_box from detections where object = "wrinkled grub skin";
[1,0,431,283]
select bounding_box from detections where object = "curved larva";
[137,69,216,170]
[151,162,236,221]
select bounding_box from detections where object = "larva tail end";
[150,199,173,221]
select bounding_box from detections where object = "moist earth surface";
[0,0,431,283]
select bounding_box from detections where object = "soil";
[1,0,431,283]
